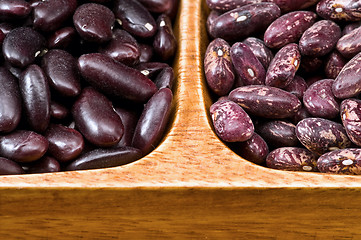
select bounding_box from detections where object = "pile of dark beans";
[205,0,361,174]
[0,0,178,175]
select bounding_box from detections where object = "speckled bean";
[337,26,361,59]
[237,133,269,165]
[317,148,361,174]
[284,75,307,99]
[242,37,273,69]
[316,0,361,22]
[340,98,361,146]
[324,50,347,79]
[206,0,268,12]
[257,120,299,148]
[267,0,320,12]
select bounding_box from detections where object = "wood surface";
[2,0,361,239]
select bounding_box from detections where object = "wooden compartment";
[1,0,361,239]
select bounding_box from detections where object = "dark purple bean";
[99,29,140,66]
[343,22,361,36]
[237,133,269,165]
[78,53,158,103]
[65,147,142,171]
[206,0,268,12]
[257,120,298,148]
[305,75,324,87]
[299,20,341,57]
[266,147,318,172]
[25,156,61,174]
[73,3,114,43]
[114,107,139,147]
[267,0,320,12]
[264,11,317,49]
[296,117,352,155]
[265,43,301,88]
[47,27,77,49]
[340,98,361,146]
[154,66,174,89]
[138,43,154,63]
[0,0,31,21]
[114,0,157,38]
[303,79,340,119]
[242,37,273,69]
[337,26,361,59]
[72,87,124,147]
[0,67,21,132]
[204,38,234,96]
[324,50,347,79]
[0,130,48,163]
[153,14,177,61]
[210,98,254,142]
[284,75,307,99]
[207,10,222,38]
[317,148,361,174]
[132,88,172,155]
[164,0,179,20]
[138,0,172,13]
[0,22,14,35]
[290,106,312,124]
[2,27,46,68]
[42,49,81,97]
[19,64,50,132]
[332,52,361,99]
[135,61,169,78]
[0,157,25,175]
[316,0,361,22]
[33,0,77,32]
[299,56,323,74]
[50,101,69,120]
[209,3,281,41]
[230,42,266,86]
[228,85,302,118]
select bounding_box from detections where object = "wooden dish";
[1,0,361,239]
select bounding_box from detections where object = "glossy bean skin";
[265,43,301,88]
[264,11,317,49]
[299,56,323,74]
[317,148,361,174]
[316,0,361,22]
[0,157,25,175]
[237,133,269,165]
[154,66,174,89]
[337,26,361,59]
[0,130,48,163]
[204,38,235,96]
[72,87,124,147]
[228,85,302,118]
[114,107,139,147]
[284,75,307,99]
[210,99,254,142]
[291,106,312,124]
[303,79,340,119]
[209,3,281,41]
[268,0,320,12]
[266,147,318,172]
[138,0,172,13]
[45,124,84,162]
[48,27,76,49]
[65,147,142,171]
[138,43,154,63]
[0,0,31,21]
[230,42,266,86]
[25,156,61,174]
[343,22,361,36]
[135,62,170,78]
[132,88,173,155]
[73,3,114,43]
[257,120,298,148]
[242,37,273,69]
[299,20,341,57]
[2,27,46,68]
[206,0,269,12]
[0,67,22,133]
[19,64,51,132]
[332,52,361,99]
[78,53,157,103]
[340,98,361,146]
[33,0,77,32]
[324,51,347,79]
[153,14,177,61]
[99,29,140,66]
[207,10,222,39]
[42,49,81,97]
[113,0,157,38]
[296,118,352,155]
[50,101,68,120]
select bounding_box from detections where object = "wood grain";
[2,0,361,238]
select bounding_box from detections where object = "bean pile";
[0,0,178,175]
[205,0,361,174]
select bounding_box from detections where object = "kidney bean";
[0,0,31,21]
[230,42,266,86]
[237,133,269,165]
[265,43,301,88]
[0,157,25,175]
[290,106,312,124]
[65,147,142,171]
[47,27,77,50]
[204,38,235,96]
[228,85,302,118]
[340,99,361,147]
[242,37,273,69]
[303,79,340,119]
[324,50,347,79]
[332,52,361,99]
[337,26,361,59]
[78,53,157,103]
[316,0,361,22]
[153,14,177,61]
[50,101,69,120]
[343,22,361,36]
[268,0,320,12]
[135,62,170,78]
[264,11,317,49]
[42,49,81,97]
[208,3,281,41]
[284,75,307,99]
[154,66,174,89]
[132,88,173,155]
[299,56,323,74]
[317,148,361,174]
[210,98,254,142]
[296,118,352,156]
[207,10,222,39]
[257,120,299,148]
[2,27,46,68]
[113,0,157,38]
[0,22,14,36]
[138,0,172,13]
[25,156,61,174]
[138,43,154,63]
[114,107,139,147]
[72,87,124,148]
[266,147,318,172]
[0,130,48,163]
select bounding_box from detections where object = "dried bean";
[340,98,361,146]
[268,0,320,12]
[0,0,31,21]
[324,50,347,79]
[237,133,269,165]
[242,37,273,69]
[0,157,25,175]
[25,156,61,174]
[47,27,77,50]
[257,120,299,148]
[284,75,308,99]
[317,148,361,175]
[316,0,361,22]
[153,14,177,61]
[154,66,174,89]
[337,26,361,59]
